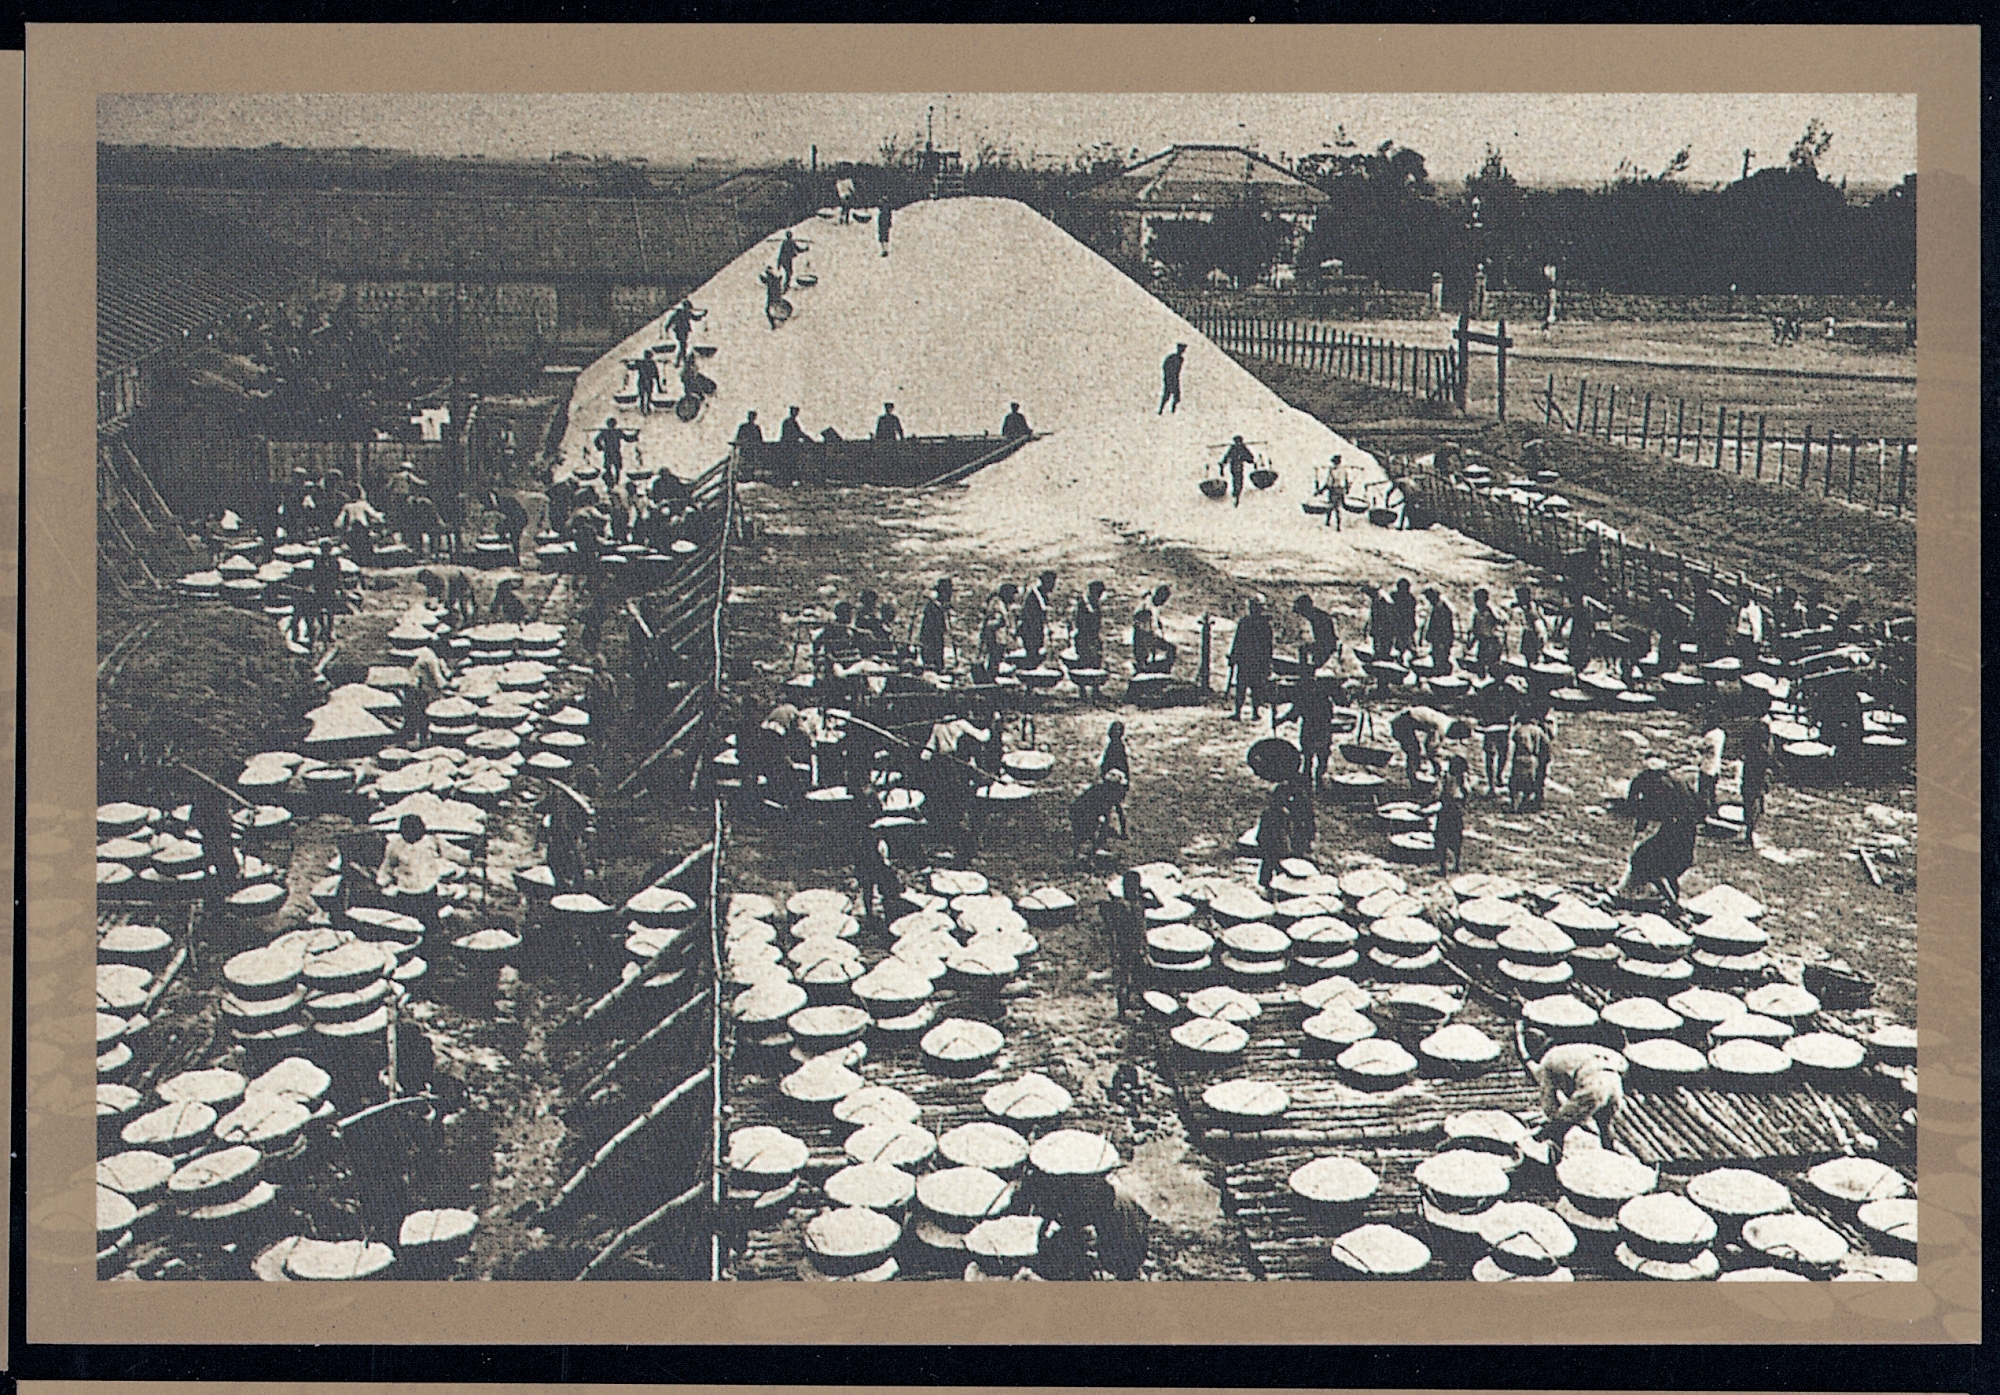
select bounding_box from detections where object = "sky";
[98,93,1917,188]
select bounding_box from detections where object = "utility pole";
[1742,148,1753,181]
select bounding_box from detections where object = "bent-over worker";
[1530,1041,1629,1142]
[1388,704,1469,788]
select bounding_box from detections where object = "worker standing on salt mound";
[1219,435,1254,507]
[1159,343,1186,414]
[663,298,705,364]
[873,402,904,442]
[877,202,893,256]
[1000,402,1031,440]
[758,267,787,330]
[779,405,810,443]
[775,230,808,292]
[592,417,637,487]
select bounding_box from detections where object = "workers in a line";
[1018,570,1057,669]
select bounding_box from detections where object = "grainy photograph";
[93,89,1921,1286]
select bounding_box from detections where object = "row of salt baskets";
[727,871,1074,1059]
[1122,860,1496,1087]
[725,877,1120,1279]
[1447,875,1909,1092]
[97,799,289,911]
[1386,1116,1915,1281]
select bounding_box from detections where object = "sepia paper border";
[24,23,1980,1347]
[1,45,22,1381]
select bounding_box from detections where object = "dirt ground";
[98,330,1919,1284]
[712,460,1916,1278]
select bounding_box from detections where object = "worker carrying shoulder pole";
[1219,435,1255,507]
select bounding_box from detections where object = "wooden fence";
[1394,458,1912,647]
[565,450,738,1280]
[1187,311,1459,407]
[1530,371,1915,519]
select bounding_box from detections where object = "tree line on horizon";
[850,119,1915,299]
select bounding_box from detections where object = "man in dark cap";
[1159,343,1186,414]
[634,349,661,415]
[874,402,904,442]
[592,417,638,487]
[1001,402,1031,439]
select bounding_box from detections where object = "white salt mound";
[556,198,1513,580]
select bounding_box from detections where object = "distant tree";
[1296,136,1444,288]
[1787,119,1836,175]
[1462,145,1527,290]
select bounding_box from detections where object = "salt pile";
[560,197,1497,578]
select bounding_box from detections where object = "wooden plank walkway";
[1187,952,1916,1282]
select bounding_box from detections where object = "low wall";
[734,434,1033,488]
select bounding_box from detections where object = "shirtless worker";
[1526,1042,1629,1156]
[1388,704,1470,788]
[1291,592,1340,674]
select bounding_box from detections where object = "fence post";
[1544,373,1554,426]
[1754,414,1766,479]
[1577,379,1588,436]
[1734,410,1745,473]
[1823,430,1836,495]
[1716,405,1728,469]
[1674,398,1686,460]
[1590,392,1601,438]
[1895,440,1909,516]
[1640,393,1652,451]
[1495,317,1507,421]
[1847,437,1859,501]
[1607,385,1618,442]
[1801,423,1813,492]
[1874,439,1887,511]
